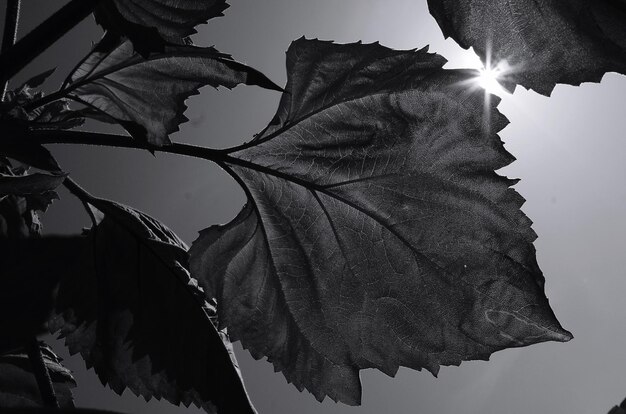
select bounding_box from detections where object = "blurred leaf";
[427,0,626,95]
[94,0,229,53]
[190,38,572,405]
[65,38,281,146]
[0,163,61,237]
[0,237,81,352]
[50,198,256,414]
[0,193,50,239]
[0,343,75,408]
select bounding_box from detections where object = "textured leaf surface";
[427,0,626,95]
[66,38,280,146]
[50,198,255,414]
[190,38,571,404]
[95,0,228,52]
[0,343,75,408]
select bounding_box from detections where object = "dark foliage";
[190,38,571,405]
[428,0,626,95]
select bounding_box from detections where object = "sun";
[476,66,506,96]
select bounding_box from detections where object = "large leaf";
[0,343,75,408]
[49,197,256,414]
[65,37,281,146]
[427,0,626,95]
[94,0,229,53]
[189,38,572,405]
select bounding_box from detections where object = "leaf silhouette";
[65,37,281,146]
[49,197,256,414]
[0,173,65,198]
[189,38,572,405]
[0,343,75,408]
[94,0,229,53]
[0,142,61,173]
[427,0,626,95]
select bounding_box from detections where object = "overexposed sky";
[6,1,626,413]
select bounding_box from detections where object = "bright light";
[477,66,506,96]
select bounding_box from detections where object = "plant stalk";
[26,130,229,161]
[1,0,21,101]
[26,338,59,408]
[0,0,101,86]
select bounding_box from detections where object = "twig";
[1,0,21,101]
[0,0,101,85]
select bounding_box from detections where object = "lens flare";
[477,66,506,96]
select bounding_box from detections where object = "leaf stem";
[1,0,20,101]
[25,338,59,408]
[0,0,101,86]
[26,130,229,161]
[24,130,326,192]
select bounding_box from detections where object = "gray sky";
[5,1,626,413]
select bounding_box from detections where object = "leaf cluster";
[1,0,623,413]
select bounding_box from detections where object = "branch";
[0,0,101,85]
[1,0,20,100]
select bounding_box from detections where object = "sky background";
[3,1,626,413]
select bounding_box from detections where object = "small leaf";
[427,0,626,95]
[94,0,229,53]
[190,38,572,405]
[0,343,75,408]
[18,69,56,90]
[50,198,256,414]
[1,83,85,131]
[66,38,281,146]
[0,173,65,197]
[0,142,62,173]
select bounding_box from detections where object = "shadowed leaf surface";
[94,0,229,53]
[0,173,65,198]
[0,142,61,173]
[0,343,75,408]
[190,38,571,405]
[427,0,626,95]
[48,197,255,414]
[0,162,59,239]
[66,38,281,146]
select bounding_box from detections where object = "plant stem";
[25,338,59,408]
[0,0,101,86]
[1,0,20,101]
[27,130,229,161]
